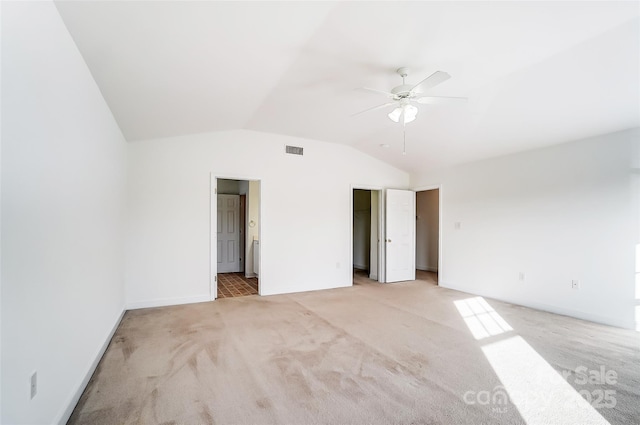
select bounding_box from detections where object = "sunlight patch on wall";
[454,297,513,340]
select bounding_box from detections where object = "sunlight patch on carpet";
[455,296,610,425]
[453,297,512,340]
[481,335,610,424]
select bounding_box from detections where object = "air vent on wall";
[285,145,304,156]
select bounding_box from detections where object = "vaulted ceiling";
[55,1,639,173]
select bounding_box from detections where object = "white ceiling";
[55,1,640,173]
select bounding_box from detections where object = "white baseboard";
[439,280,634,330]
[56,308,125,425]
[261,281,352,297]
[245,272,256,278]
[353,264,368,271]
[126,294,211,310]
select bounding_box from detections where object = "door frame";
[211,173,262,300]
[350,185,385,283]
[413,184,443,285]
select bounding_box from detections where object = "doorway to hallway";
[352,188,381,285]
[416,188,439,285]
[214,178,261,299]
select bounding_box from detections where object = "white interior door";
[385,189,416,282]
[217,194,241,273]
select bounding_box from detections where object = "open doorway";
[215,178,261,299]
[352,188,381,285]
[416,188,439,286]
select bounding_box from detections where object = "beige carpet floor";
[69,273,640,425]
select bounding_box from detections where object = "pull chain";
[402,120,407,155]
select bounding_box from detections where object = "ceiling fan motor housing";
[392,67,414,98]
[397,67,410,77]
[391,84,414,98]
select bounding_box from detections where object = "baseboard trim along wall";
[260,281,352,297]
[440,280,633,330]
[55,308,126,425]
[126,294,211,310]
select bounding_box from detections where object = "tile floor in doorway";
[217,272,258,298]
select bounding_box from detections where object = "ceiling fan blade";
[410,71,451,93]
[416,96,467,105]
[351,102,397,117]
[358,87,395,98]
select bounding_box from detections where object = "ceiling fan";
[353,67,467,124]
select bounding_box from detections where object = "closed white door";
[217,194,241,273]
[386,189,416,282]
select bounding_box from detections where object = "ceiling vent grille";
[285,145,304,156]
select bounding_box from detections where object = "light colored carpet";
[69,272,640,425]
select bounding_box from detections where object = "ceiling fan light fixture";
[388,107,402,123]
[403,104,418,123]
[388,103,418,124]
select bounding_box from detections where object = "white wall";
[1,2,127,424]
[239,180,249,196]
[416,189,439,272]
[217,178,241,194]
[413,128,640,329]
[126,130,408,305]
[0,1,4,416]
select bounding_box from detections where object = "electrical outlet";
[454,222,461,230]
[519,272,525,282]
[571,279,580,290]
[30,371,37,399]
